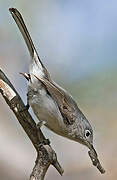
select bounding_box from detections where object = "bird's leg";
[19,94,30,112]
[36,120,50,147]
[38,139,50,148]
[23,100,30,111]
[37,120,46,128]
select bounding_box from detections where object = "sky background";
[0,0,117,180]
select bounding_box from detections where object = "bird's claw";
[38,139,50,148]
[19,104,30,112]
[37,120,46,129]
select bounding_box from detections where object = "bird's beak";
[85,141,105,174]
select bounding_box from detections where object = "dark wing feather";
[34,75,77,125]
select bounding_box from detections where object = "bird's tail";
[9,8,49,80]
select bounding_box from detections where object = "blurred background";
[0,0,117,179]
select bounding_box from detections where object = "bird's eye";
[85,130,91,138]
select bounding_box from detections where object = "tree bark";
[0,69,64,180]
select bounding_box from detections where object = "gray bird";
[9,8,105,174]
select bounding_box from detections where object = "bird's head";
[66,110,93,147]
[66,112,105,174]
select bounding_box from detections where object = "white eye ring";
[85,130,91,138]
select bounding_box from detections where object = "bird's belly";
[29,93,65,135]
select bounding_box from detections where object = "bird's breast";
[28,88,66,135]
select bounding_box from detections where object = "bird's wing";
[34,75,77,125]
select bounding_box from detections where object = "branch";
[0,69,64,180]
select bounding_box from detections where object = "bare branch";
[0,69,64,180]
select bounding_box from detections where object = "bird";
[9,8,105,174]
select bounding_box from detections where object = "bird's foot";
[37,120,46,129]
[38,139,50,148]
[19,104,30,112]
